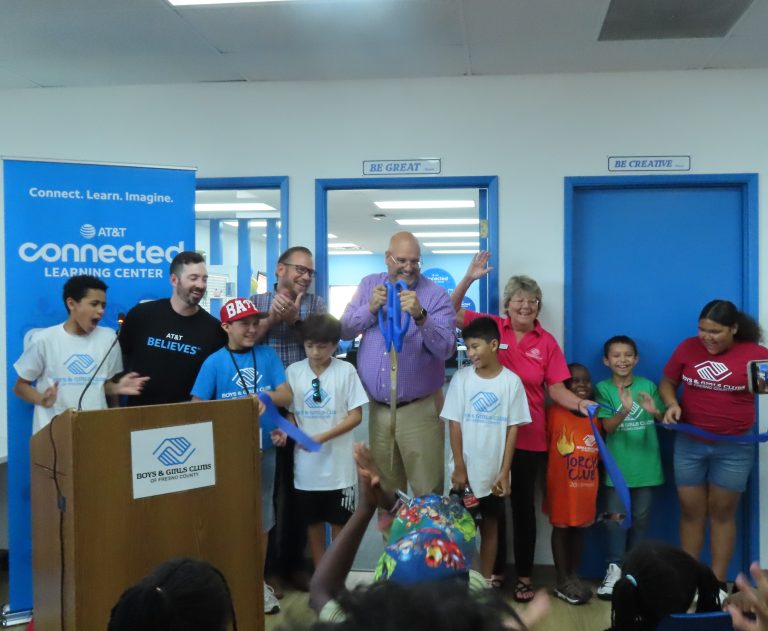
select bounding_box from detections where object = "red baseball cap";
[220,298,267,323]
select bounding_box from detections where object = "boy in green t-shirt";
[594,335,665,601]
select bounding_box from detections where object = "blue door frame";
[564,173,760,571]
[196,176,289,298]
[314,176,500,312]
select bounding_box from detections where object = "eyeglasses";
[311,377,322,403]
[283,263,316,278]
[389,255,422,269]
[510,298,540,307]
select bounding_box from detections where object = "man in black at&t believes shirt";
[119,251,226,406]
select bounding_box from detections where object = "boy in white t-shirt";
[13,275,148,433]
[441,316,531,584]
[284,313,368,568]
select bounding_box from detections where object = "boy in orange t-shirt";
[545,363,599,605]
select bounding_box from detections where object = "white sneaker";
[597,563,621,600]
[264,582,281,615]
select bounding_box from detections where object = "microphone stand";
[76,313,125,411]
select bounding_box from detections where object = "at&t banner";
[2,158,195,617]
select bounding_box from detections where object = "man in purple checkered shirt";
[250,245,325,594]
[341,231,456,496]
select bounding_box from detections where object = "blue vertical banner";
[2,159,196,616]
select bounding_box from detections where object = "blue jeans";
[674,433,754,492]
[604,485,653,565]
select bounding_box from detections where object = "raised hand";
[271,291,303,324]
[464,251,493,281]
[728,562,768,631]
[114,372,150,396]
[618,384,634,415]
[637,391,660,417]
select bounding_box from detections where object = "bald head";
[385,231,421,286]
[388,231,420,253]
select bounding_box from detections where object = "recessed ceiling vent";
[599,0,755,40]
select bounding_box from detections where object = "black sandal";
[513,579,535,603]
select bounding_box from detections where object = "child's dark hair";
[306,579,527,631]
[603,335,638,358]
[461,317,500,345]
[107,557,236,631]
[301,313,342,344]
[170,251,205,278]
[566,362,589,381]
[699,299,762,343]
[62,275,107,312]
[608,541,720,631]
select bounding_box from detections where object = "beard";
[178,285,204,306]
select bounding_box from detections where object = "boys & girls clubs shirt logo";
[64,354,95,375]
[304,386,330,409]
[683,360,743,392]
[17,223,184,281]
[465,392,506,424]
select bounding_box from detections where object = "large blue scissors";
[377,281,411,461]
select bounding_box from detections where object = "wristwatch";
[414,308,427,323]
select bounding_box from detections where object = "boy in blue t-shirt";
[191,297,292,614]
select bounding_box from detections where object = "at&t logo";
[80,223,127,239]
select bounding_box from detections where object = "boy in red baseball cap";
[191,297,292,615]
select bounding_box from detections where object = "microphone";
[76,312,126,412]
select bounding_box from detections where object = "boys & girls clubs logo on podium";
[130,422,216,500]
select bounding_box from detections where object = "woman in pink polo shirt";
[452,251,596,602]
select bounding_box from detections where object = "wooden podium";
[30,398,264,631]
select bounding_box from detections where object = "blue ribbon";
[587,404,632,530]
[596,401,768,444]
[377,280,411,353]
[654,422,768,444]
[257,392,322,452]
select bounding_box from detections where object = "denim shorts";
[674,432,755,492]
[261,447,277,532]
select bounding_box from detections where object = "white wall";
[2,68,767,562]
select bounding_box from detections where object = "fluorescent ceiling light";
[412,231,480,238]
[396,218,478,226]
[328,233,338,239]
[432,249,480,254]
[223,220,267,227]
[329,250,373,255]
[195,202,276,212]
[375,200,475,210]
[328,243,361,249]
[169,0,290,5]
[422,241,480,247]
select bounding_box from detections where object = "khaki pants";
[369,395,445,497]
